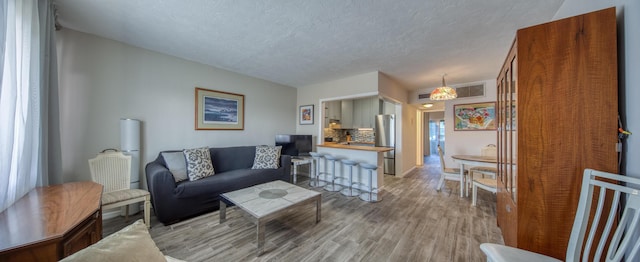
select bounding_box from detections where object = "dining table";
[451,155,498,197]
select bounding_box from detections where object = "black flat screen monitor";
[275,134,312,157]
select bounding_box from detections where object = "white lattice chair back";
[481,169,640,261]
[89,151,131,193]
[565,169,640,261]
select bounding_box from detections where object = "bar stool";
[308,152,327,188]
[339,160,360,197]
[323,154,343,192]
[359,163,381,202]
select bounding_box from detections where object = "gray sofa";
[145,146,291,225]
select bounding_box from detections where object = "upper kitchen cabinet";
[324,96,379,129]
[324,100,341,128]
[341,100,354,128]
[353,96,379,128]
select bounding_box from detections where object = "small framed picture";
[299,105,314,125]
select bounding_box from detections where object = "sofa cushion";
[60,220,170,262]
[161,151,188,182]
[173,168,286,199]
[184,147,215,181]
[209,146,256,172]
[251,145,282,169]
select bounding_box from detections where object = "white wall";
[57,29,297,183]
[378,72,408,104]
[399,103,419,176]
[442,80,497,167]
[552,0,639,179]
[378,73,417,176]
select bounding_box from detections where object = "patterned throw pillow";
[183,147,215,181]
[251,145,282,169]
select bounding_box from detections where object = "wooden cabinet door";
[497,37,518,247]
[62,211,101,257]
[516,8,617,259]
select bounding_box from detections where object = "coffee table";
[219,180,322,256]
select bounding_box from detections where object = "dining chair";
[471,177,497,206]
[469,144,497,178]
[481,168,640,262]
[89,150,151,228]
[436,145,467,197]
[466,144,498,197]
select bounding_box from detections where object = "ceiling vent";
[418,93,431,99]
[418,82,485,100]
[455,83,485,98]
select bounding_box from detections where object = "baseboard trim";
[102,210,121,220]
[101,204,143,220]
[399,166,417,177]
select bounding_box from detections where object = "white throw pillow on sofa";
[184,147,215,181]
[251,145,282,169]
[161,152,188,182]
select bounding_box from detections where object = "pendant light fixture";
[430,74,457,100]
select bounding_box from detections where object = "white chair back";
[567,169,640,261]
[89,151,132,193]
[481,144,497,158]
[437,145,447,171]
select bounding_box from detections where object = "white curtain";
[0,0,61,212]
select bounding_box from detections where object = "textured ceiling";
[54,0,564,91]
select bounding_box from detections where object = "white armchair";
[89,151,151,228]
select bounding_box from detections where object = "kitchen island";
[316,143,393,190]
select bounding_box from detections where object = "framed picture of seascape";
[453,102,496,131]
[195,87,244,130]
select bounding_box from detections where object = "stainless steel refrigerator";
[375,114,395,175]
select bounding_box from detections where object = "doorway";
[423,111,445,156]
[429,119,446,155]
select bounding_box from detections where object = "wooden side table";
[0,181,103,261]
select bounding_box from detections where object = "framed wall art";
[299,105,314,125]
[195,87,244,130]
[453,102,496,131]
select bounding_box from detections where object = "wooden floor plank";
[103,156,503,261]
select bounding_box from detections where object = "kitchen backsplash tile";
[324,128,375,143]
[324,128,340,142]
[353,130,374,142]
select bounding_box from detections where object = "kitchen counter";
[316,143,392,189]
[318,143,392,152]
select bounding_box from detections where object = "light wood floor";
[103,156,503,261]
